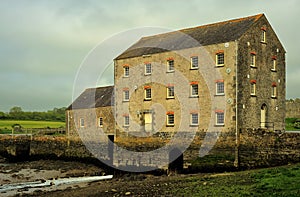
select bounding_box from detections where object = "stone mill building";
[66,13,286,137]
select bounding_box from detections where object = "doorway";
[260,104,267,128]
[143,112,152,133]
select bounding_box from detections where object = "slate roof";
[115,14,264,60]
[67,85,114,110]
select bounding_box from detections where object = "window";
[191,56,198,69]
[167,59,174,72]
[216,52,224,66]
[167,112,174,126]
[145,63,152,75]
[124,66,129,77]
[272,82,277,98]
[216,81,225,95]
[99,117,103,127]
[167,86,175,99]
[190,82,199,97]
[250,80,256,96]
[80,118,85,128]
[216,111,224,126]
[272,56,277,71]
[261,30,266,43]
[144,86,151,100]
[123,89,129,101]
[191,113,199,126]
[124,115,129,126]
[250,52,256,67]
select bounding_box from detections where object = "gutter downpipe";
[234,40,240,168]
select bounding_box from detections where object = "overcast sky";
[0,0,299,112]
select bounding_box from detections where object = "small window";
[123,90,129,101]
[167,113,174,126]
[167,86,175,99]
[216,52,224,66]
[145,63,152,75]
[272,83,277,98]
[250,80,256,96]
[124,115,129,126]
[216,112,224,126]
[261,30,266,43]
[80,118,85,128]
[167,60,174,72]
[191,113,199,126]
[99,117,103,127]
[124,66,129,77]
[191,56,198,69]
[250,53,256,67]
[272,56,277,71]
[144,87,152,100]
[216,81,225,95]
[190,83,199,97]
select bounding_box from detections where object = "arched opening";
[260,104,267,128]
[168,148,183,173]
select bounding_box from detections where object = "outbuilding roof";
[115,14,264,60]
[67,85,114,110]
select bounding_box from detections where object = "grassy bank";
[0,120,65,134]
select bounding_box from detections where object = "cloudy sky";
[0,0,299,112]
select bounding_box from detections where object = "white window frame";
[250,54,256,67]
[124,115,129,126]
[124,66,129,77]
[216,81,225,95]
[261,30,266,43]
[167,86,175,99]
[190,84,199,97]
[271,85,277,98]
[216,53,224,66]
[167,113,175,126]
[215,112,224,126]
[144,88,152,100]
[190,56,198,69]
[190,113,199,126]
[250,82,256,96]
[79,118,85,128]
[272,59,277,71]
[99,117,103,127]
[145,63,152,75]
[123,90,129,101]
[167,60,174,72]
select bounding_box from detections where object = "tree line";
[0,106,66,122]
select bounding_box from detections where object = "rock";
[203,182,207,186]
[111,189,117,192]
[125,192,131,195]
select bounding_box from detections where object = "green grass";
[286,118,300,131]
[0,120,65,129]
[168,163,300,196]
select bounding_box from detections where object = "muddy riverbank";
[0,156,108,196]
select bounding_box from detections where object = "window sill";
[215,94,225,96]
[271,69,277,72]
[190,124,199,127]
[166,124,175,127]
[215,64,225,67]
[166,97,175,100]
[190,67,199,70]
[122,100,129,103]
[271,96,277,99]
[123,125,129,128]
[189,95,199,98]
[144,73,151,76]
[250,94,257,97]
[167,70,175,73]
[260,41,267,45]
[250,65,257,68]
[215,124,225,127]
[123,76,129,78]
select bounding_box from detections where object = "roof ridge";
[140,13,264,41]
